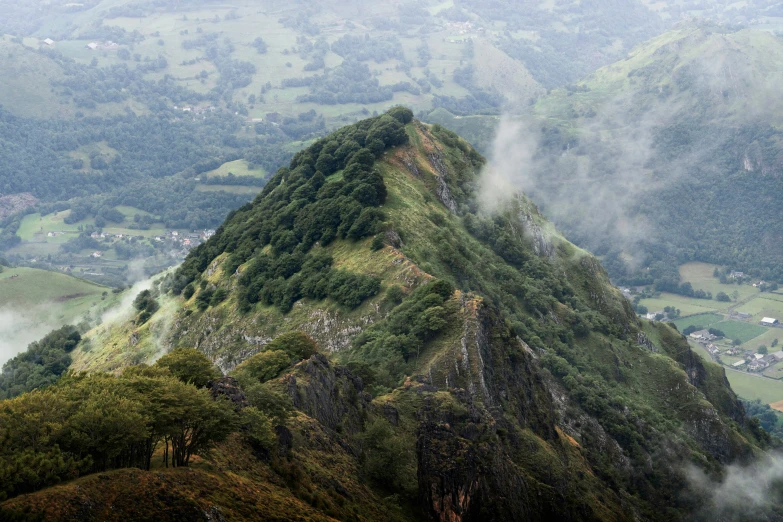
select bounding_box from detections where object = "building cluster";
[732,350,783,372]
[86,41,119,51]
[174,105,216,115]
[688,330,719,343]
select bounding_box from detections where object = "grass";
[743,328,782,352]
[724,369,783,404]
[196,184,261,195]
[203,159,266,179]
[640,294,721,316]
[16,212,84,242]
[734,295,783,322]
[0,266,119,364]
[678,262,759,301]
[710,320,768,344]
[672,312,724,330]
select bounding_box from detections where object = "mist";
[0,306,73,366]
[0,260,160,367]
[687,453,783,521]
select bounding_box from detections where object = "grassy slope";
[0,266,111,322]
[0,266,119,365]
[203,159,266,179]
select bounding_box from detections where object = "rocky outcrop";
[282,354,370,436]
[518,211,554,258]
[429,152,458,214]
[207,376,248,409]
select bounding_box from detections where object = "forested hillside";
[437,25,783,290]
[1,0,782,286]
[1,110,778,521]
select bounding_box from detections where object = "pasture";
[204,159,266,179]
[734,295,783,322]
[0,267,111,322]
[724,370,783,405]
[673,312,724,331]
[639,293,721,316]
[710,320,768,344]
[678,262,759,301]
[196,184,261,195]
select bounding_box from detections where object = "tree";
[155,348,221,388]
[683,325,702,336]
[166,388,236,467]
[231,350,291,386]
[716,291,731,302]
[733,339,742,346]
[759,346,768,355]
[265,332,318,360]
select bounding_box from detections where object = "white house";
[761,317,780,326]
[732,360,746,367]
[43,38,54,46]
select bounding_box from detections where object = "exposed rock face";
[518,210,554,258]
[207,376,248,409]
[282,354,369,436]
[637,332,657,352]
[414,305,580,521]
[429,152,458,214]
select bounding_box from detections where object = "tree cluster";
[172,109,413,310]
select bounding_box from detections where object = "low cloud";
[0,306,73,366]
[686,453,783,521]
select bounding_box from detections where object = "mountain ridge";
[0,109,775,521]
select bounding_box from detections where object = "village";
[687,321,782,373]
[11,216,216,287]
[85,228,215,260]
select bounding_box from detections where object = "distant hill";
[472,25,783,289]
[1,0,781,286]
[2,110,775,521]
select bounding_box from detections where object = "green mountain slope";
[448,25,783,289]
[1,110,776,521]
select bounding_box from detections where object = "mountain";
[1,0,781,288]
[1,110,776,521]
[429,24,783,290]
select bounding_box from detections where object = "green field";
[0,267,110,318]
[678,262,759,301]
[16,212,83,241]
[0,266,124,365]
[203,159,267,179]
[672,313,724,330]
[734,295,783,322]
[196,184,261,195]
[745,328,783,352]
[639,294,721,316]
[710,320,768,343]
[724,370,783,404]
